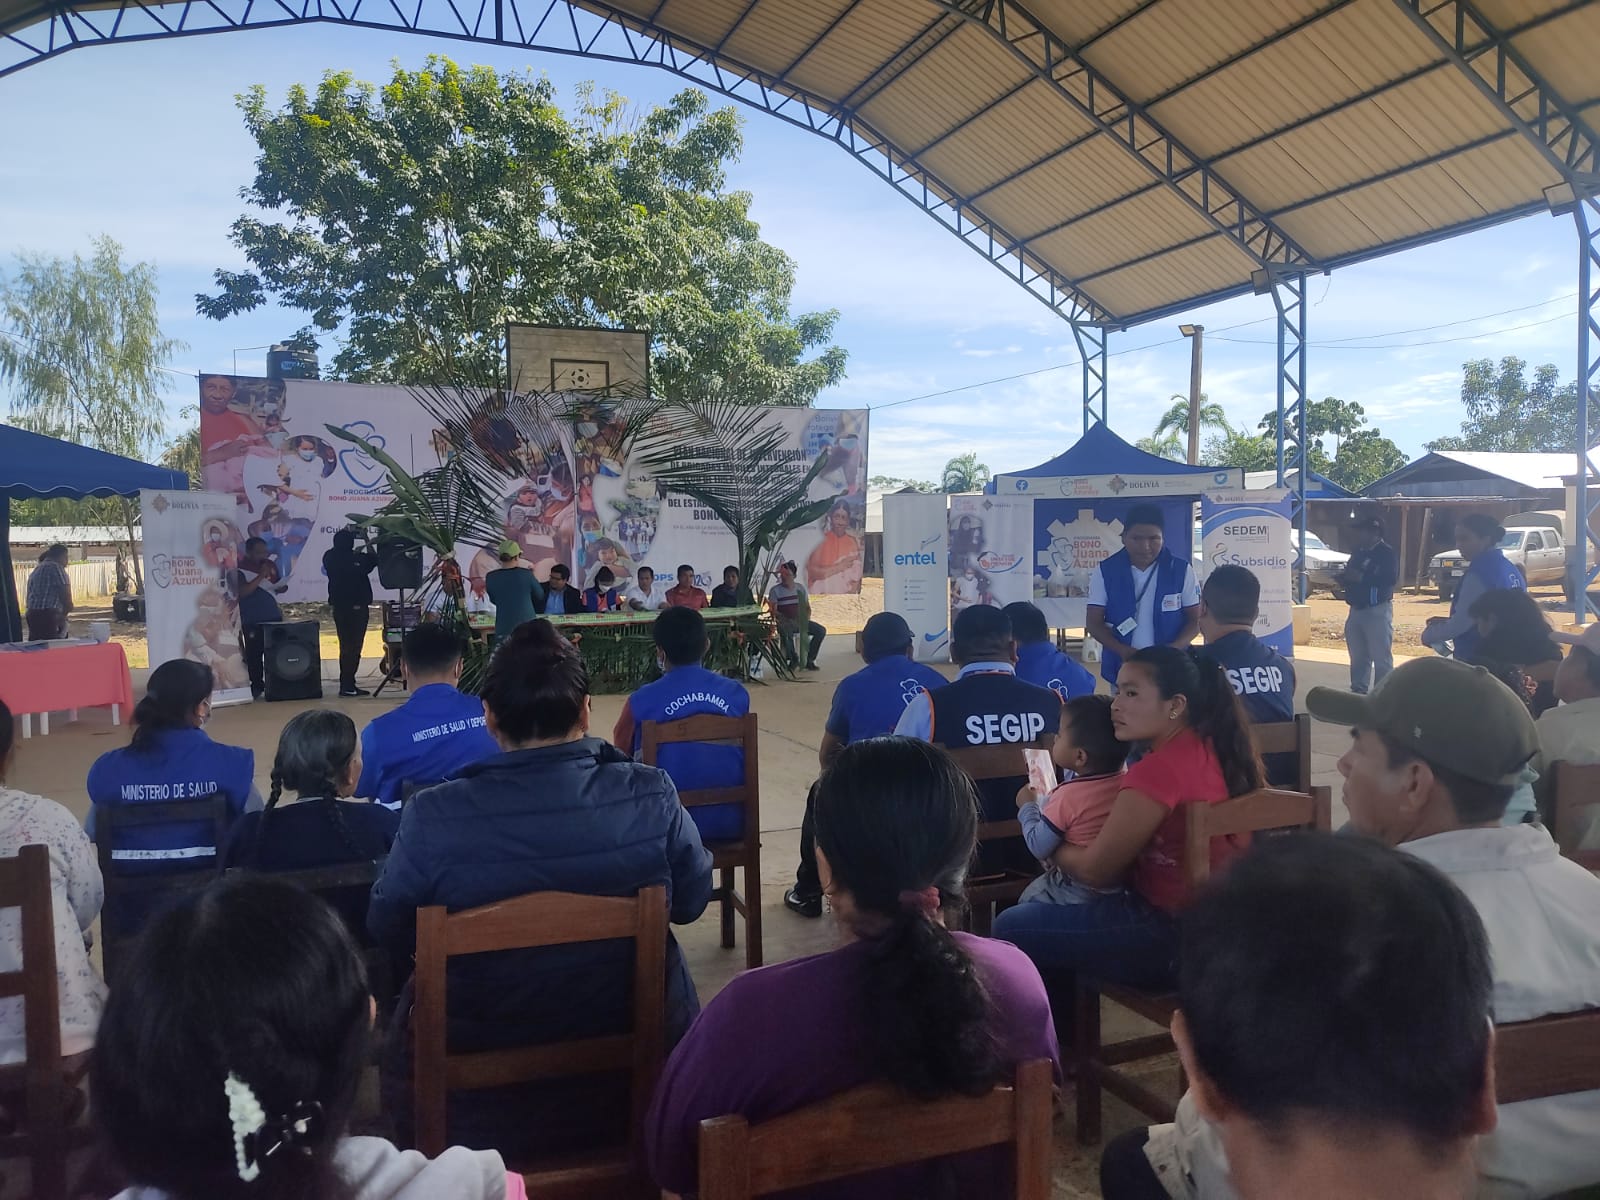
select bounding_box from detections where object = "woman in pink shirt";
[994,646,1263,999]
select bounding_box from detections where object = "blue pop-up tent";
[992,422,1244,494]
[1,423,188,643]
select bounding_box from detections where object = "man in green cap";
[1111,656,1600,1200]
[484,539,545,640]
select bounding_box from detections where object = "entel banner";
[1200,488,1295,658]
[882,492,949,662]
[996,468,1241,497]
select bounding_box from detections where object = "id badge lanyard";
[1117,565,1160,639]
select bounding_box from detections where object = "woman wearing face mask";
[993,646,1263,1017]
[1422,513,1524,660]
[368,619,713,1159]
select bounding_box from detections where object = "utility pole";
[1180,324,1204,464]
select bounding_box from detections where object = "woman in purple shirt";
[646,737,1060,1198]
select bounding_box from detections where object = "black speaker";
[264,621,322,702]
[377,539,424,590]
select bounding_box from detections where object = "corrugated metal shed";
[3,0,1594,329]
[1362,449,1581,497]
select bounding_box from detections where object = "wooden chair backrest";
[1182,786,1333,887]
[1248,714,1313,794]
[945,738,1054,846]
[412,885,668,1158]
[95,794,231,891]
[1495,1009,1600,1104]
[1551,761,1600,858]
[696,1057,1054,1200]
[224,858,385,894]
[639,713,759,834]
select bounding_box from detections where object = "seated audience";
[1100,835,1497,1200]
[992,646,1263,999]
[541,563,584,616]
[1421,512,1523,659]
[624,565,665,612]
[785,611,948,918]
[94,875,519,1200]
[709,565,741,608]
[614,607,751,842]
[1466,585,1563,715]
[664,564,709,610]
[223,710,399,935]
[369,620,712,1159]
[584,566,621,613]
[86,659,257,879]
[1123,656,1600,1200]
[767,559,824,669]
[484,540,544,640]
[1015,694,1131,906]
[1004,600,1095,701]
[0,698,105,1064]
[1537,623,1600,845]
[356,623,497,810]
[1196,565,1298,786]
[647,737,1059,1198]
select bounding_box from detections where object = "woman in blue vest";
[1422,513,1524,661]
[1085,504,1200,686]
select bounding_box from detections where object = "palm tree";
[1136,432,1184,461]
[941,452,991,493]
[1153,394,1233,443]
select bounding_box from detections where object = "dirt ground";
[1301,581,1573,649]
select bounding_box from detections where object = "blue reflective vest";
[356,683,499,809]
[1204,631,1297,786]
[86,727,254,868]
[1097,548,1191,684]
[826,655,949,745]
[629,665,751,841]
[1452,547,1525,661]
[1014,640,1096,701]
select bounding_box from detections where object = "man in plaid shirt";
[24,544,73,640]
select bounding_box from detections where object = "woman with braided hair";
[94,874,521,1200]
[222,710,397,936]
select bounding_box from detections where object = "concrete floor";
[6,637,1378,1198]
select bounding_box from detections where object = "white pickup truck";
[1430,513,1567,600]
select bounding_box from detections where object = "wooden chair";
[640,713,763,969]
[1075,786,1333,1144]
[1550,761,1600,871]
[1495,1009,1600,1104]
[945,739,1054,936]
[95,794,230,985]
[696,1058,1054,1200]
[1248,714,1313,794]
[413,886,667,1200]
[0,845,91,1200]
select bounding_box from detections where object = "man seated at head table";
[664,564,709,610]
[1107,656,1600,1200]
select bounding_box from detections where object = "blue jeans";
[991,890,1178,992]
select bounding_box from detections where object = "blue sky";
[0,24,1587,483]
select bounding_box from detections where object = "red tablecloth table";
[0,641,133,738]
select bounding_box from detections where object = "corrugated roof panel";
[1512,10,1600,106]
[1029,188,1219,278]
[785,0,941,99]
[978,136,1157,242]
[1024,0,1147,45]
[651,0,748,49]
[1086,0,1337,107]
[1473,0,1572,28]
[1147,0,1440,157]
[1082,236,1259,318]
[917,82,1096,189]
[721,0,858,79]
[1275,159,1510,257]
[858,24,1031,151]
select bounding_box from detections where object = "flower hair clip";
[224,1073,323,1183]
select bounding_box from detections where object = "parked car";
[1299,531,1351,596]
[1430,525,1567,600]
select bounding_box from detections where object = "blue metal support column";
[1267,271,1309,601]
[1072,323,1108,431]
[1573,190,1600,622]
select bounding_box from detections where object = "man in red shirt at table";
[664,564,708,610]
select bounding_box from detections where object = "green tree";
[159,407,202,489]
[941,452,991,493]
[199,60,846,404]
[1152,394,1232,443]
[1,237,183,590]
[1252,397,1406,489]
[1325,427,1407,491]
[1203,428,1277,473]
[869,474,936,493]
[1425,357,1585,453]
[1135,432,1183,461]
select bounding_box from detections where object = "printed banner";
[948,495,1033,617]
[198,374,867,605]
[139,489,253,704]
[1030,499,1193,629]
[882,492,950,662]
[1200,488,1295,657]
[996,468,1242,497]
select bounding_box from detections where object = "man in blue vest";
[356,622,499,809]
[1003,600,1096,701]
[784,611,950,917]
[1198,565,1298,786]
[1085,502,1200,686]
[1337,514,1398,694]
[614,606,751,842]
